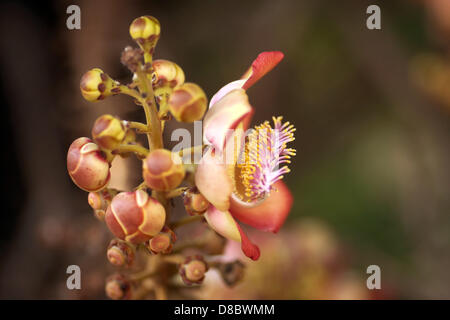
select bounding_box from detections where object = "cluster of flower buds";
[107,239,135,267]
[179,255,209,285]
[63,12,301,300]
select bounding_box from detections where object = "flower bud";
[107,239,135,267]
[179,255,208,285]
[105,274,132,300]
[92,115,126,150]
[88,188,118,220]
[129,16,160,53]
[168,83,207,122]
[142,149,185,191]
[218,260,245,287]
[80,68,119,102]
[152,59,185,92]
[67,137,111,192]
[183,187,209,216]
[147,226,176,254]
[105,190,165,244]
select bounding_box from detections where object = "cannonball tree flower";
[195,52,295,260]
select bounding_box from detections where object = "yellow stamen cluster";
[237,117,296,202]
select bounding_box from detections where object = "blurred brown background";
[0,0,449,299]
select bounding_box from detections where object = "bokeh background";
[1,0,449,299]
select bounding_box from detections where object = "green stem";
[127,121,151,133]
[113,144,149,158]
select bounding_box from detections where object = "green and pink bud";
[168,83,207,122]
[80,68,119,102]
[152,59,185,94]
[92,114,126,150]
[129,16,160,53]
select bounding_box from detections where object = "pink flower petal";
[241,51,284,90]
[209,79,246,108]
[195,147,233,211]
[205,205,260,260]
[203,89,252,153]
[230,180,293,233]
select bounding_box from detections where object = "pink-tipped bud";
[142,149,185,191]
[179,255,209,285]
[147,226,176,254]
[168,83,207,122]
[92,115,126,150]
[80,68,119,102]
[107,239,135,267]
[218,260,245,287]
[105,190,165,244]
[183,187,209,216]
[67,137,111,192]
[105,273,132,300]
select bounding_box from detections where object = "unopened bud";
[183,187,209,216]
[80,68,119,102]
[168,83,207,122]
[105,190,166,244]
[218,260,245,287]
[179,255,208,285]
[105,274,132,300]
[152,59,185,95]
[129,16,160,53]
[147,226,176,254]
[142,149,185,191]
[107,239,135,267]
[67,137,111,192]
[88,188,118,220]
[92,115,126,150]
